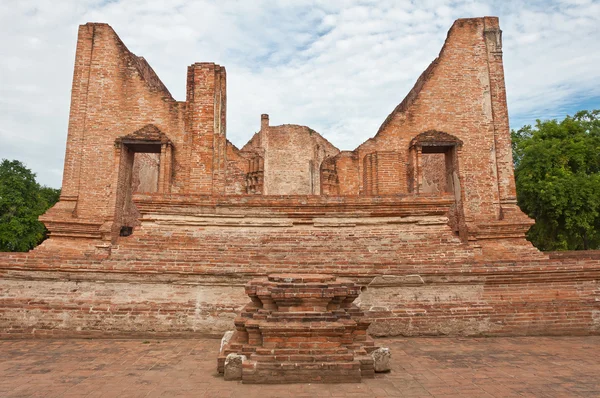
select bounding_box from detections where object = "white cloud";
[0,0,599,188]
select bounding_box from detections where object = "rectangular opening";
[420,146,455,194]
[117,143,162,235]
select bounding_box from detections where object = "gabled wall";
[323,17,535,254]
[43,24,186,243]
[42,25,228,244]
[334,18,505,211]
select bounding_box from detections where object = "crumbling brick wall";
[225,142,250,195]
[42,24,228,243]
[323,17,532,253]
[240,116,339,195]
[43,18,529,248]
[332,18,507,209]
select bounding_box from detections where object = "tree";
[512,110,600,251]
[0,159,61,252]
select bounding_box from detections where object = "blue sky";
[1,0,599,188]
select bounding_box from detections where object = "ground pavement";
[0,336,599,397]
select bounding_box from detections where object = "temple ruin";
[1,17,598,343]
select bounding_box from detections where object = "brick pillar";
[163,143,172,193]
[261,114,269,131]
[484,17,517,205]
[212,66,227,194]
[185,63,227,195]
[415,147,423,194]
[60,24,96,205]
[158,143,167,193]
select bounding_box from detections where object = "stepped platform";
[108,193,476,272]
[0,194,598,339]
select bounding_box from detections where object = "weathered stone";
[224,353,246,381]
[372,347,392,372]
[220,330,234,353]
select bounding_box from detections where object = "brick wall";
[40,18,535,252]
[324,18,532,252]
[1,253,598,338]
[241,120,340,195]
[0,270,247,338]
[41,25,229,243]
[225,142,250,195]
[41,23,189,243]
[363,151,407,195]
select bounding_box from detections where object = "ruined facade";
[1,17,599,338]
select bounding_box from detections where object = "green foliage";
[512,110,600,250]
[0,159,61,252]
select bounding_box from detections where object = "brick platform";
[218,274,378,383]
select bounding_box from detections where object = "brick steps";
[107,223,474,269]
[252,353,355,362]
[254,347,351,356]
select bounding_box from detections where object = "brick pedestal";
[218,274,380,383]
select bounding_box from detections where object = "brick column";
[185,63,227,195]
[484,17,517,205]
[415,147,423,194]
[61,24,96,203]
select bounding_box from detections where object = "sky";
[1,0,599,188]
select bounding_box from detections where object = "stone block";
[224,353,246,381]
[372,347,391,372]
[220,330,234,353]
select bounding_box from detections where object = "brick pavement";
[0,336,599,397]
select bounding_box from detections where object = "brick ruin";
[1,17,599,339]
[218,274,379,383]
